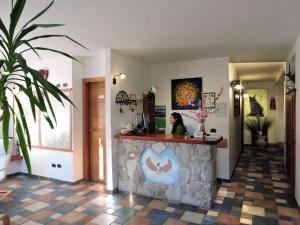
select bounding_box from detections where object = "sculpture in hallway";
[248,95,264,117]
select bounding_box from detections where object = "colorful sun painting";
[171,78,202,110]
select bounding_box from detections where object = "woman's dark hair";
[171,112,186,134]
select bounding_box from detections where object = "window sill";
[31,146,72,152]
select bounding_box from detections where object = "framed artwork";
[203,92,216,109]
[244,89,267,117]
[171,77,202,110]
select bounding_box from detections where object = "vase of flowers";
[198,120,205,132]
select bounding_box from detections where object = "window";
[14,89,72,151]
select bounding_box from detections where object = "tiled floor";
[0,176,206,225]
[0,145,299,225]
[203,146,300,225]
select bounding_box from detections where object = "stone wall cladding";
[118,140,216,208]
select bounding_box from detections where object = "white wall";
[72,51,112,183]
[72,59,84,182]
[110,50,151,189]
[16,56,75,182]
[228,64,242,178]
[149,57,233,179]
[288,36,300,204]
[7,52,239,185]
[242,81,285,144]
[7,51,112,183]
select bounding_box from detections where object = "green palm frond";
[0,0,87,174]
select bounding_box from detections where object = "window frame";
[13,88,73,152]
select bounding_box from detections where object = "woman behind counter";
[170,112,187,135]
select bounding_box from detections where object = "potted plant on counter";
[244,117,272,148]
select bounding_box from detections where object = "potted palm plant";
[244,117,272,148]
[0,0,87,174]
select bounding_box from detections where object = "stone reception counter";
[115,134,223,208]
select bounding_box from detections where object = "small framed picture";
[203,92,216,109]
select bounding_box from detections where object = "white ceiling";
[1,0,300,63]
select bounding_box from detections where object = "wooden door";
[88,82,106,182]
[286,90,296,194]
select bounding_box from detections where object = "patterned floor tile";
[26,209,53,222]
[202,146,299,225]
[24,201,50,212]
[113,207,138,218]
[124,215,151,225]
[50,213,63,219]
[277,206,300,219]
[180,211,205,224]
[1,145,299,225]
[58,211,86,224]
[90,213,118,225]
[22,221,43,225]
[163,218,188,225]
[164,207,175,213]
[217,213,240,225]
[147,200,169,210]
[33,188,54,195]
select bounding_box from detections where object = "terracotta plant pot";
[255,135,267,148]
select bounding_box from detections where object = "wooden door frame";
[82,77,106,182]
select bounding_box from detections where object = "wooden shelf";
[10,155,23,161]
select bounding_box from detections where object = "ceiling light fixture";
[113,73,126,85]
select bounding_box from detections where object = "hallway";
[203,146,300,225]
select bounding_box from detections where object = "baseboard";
[7,172,83,185]
[106,187,119,194]
[217,178,230,185]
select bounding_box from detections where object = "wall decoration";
[115,90,137,113]
[140,147,179,185]
[285,64,295,92]
[244,89,268,144]
[234,90,240,116]
[129,94,137,112]
[171,78,202,110]
[155,105,166,133]
[203,92,216,109]
[247,95,264,117]
[182,87,224,132]
[215,102,227,117]
[270,97,276,110]
[39,68,49,80]
[244,89,267,118]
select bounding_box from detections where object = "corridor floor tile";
[202,146,300,225]
[1,146,299,225]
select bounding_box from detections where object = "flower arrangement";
[182,87,224,130]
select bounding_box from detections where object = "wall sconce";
[231,80,243,90]
[113,73,126,85]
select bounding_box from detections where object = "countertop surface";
[114,133,223,145]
